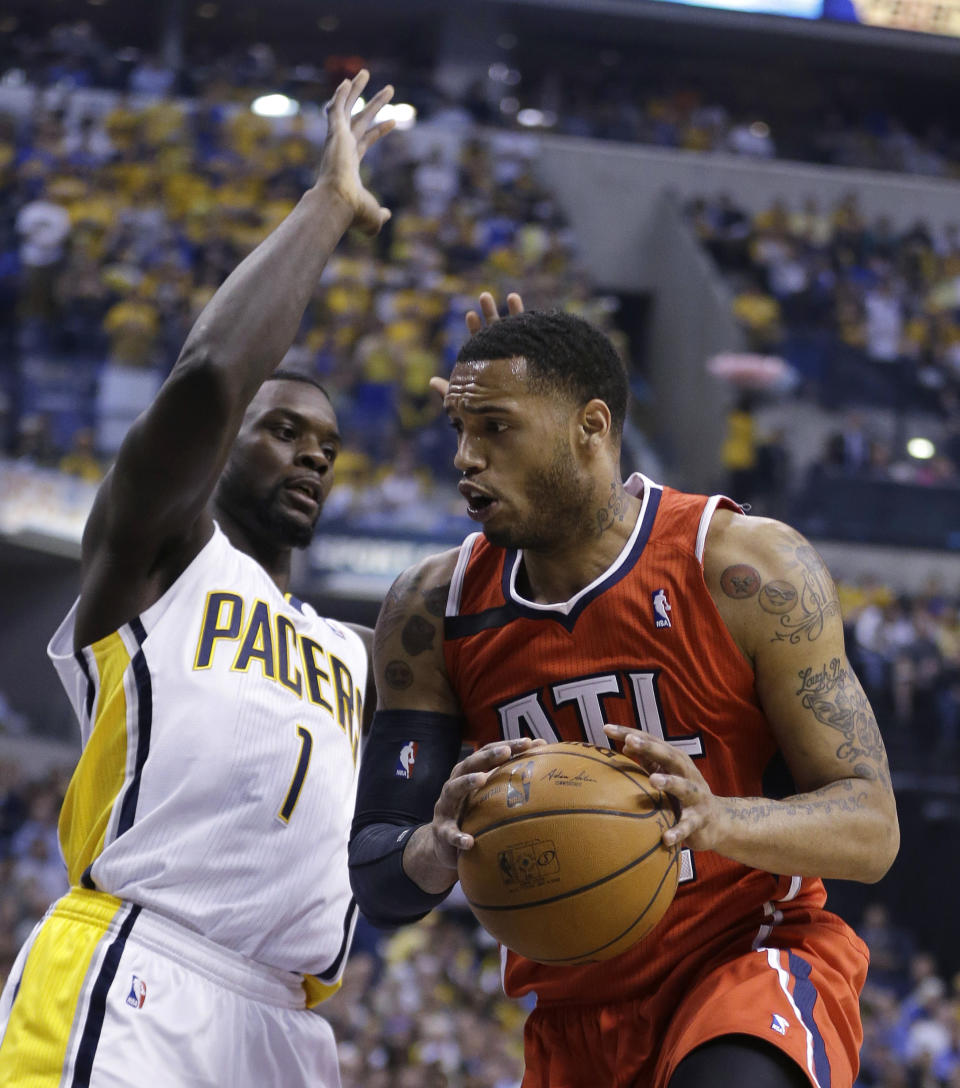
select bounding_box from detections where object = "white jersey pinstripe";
[48,522,366,993]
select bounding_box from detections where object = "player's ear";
[579,399,611,448]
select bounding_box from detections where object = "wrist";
[304,179,357,228]
[402,824,458,894]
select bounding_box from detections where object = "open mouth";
[459,483,498,521]
[283,480,320,513]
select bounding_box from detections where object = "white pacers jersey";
[48,523,367,1003]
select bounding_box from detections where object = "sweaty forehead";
[248,379,335,423]
[445,356,530,407]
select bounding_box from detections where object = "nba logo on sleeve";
[652,589,672,629]
[396,741,418,779]
[126,975,147,1009]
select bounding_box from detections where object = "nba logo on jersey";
[770,1013,789,1036]
[126,975,147,1009]
[396,741,418,779]
[652,589,672,629]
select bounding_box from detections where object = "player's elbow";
[859,806,900,884]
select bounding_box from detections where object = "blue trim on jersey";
[116,619,152,839]
[285,593,306,615]
[498,485,663,633]
[788,950,831,1088]
[71,905,141,1088]
[316,897,358,983]
[75,649,95,720]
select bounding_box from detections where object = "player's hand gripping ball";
[457,742,681,964]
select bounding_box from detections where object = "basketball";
[457,742,681,965]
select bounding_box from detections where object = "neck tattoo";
[596,482,628,536]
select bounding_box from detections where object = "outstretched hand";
[429,290,526,400]
[464,290,525,335]
[317,69,395,236]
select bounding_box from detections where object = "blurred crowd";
[3,18,960,180]
[0,69,625,530]
[1,747,959,1087]
[688,192,960,490]
[858,904,960,1088]
[840,578,960,760]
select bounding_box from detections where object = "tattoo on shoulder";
[384,660,414,690]
[377,567,425,643]
[401,615,436,657]
[721,564,761,599]
[423,584,449,618]
[762,544,840,644]
[796,658,891,787]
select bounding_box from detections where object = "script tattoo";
[596,482,628,536]
[721,564,761,599]
[762,544,840,644]
[401,615,436,656]
[796,658,890,787]
[723,778,869,824]
[384,660,413,690]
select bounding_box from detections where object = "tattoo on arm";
[761,544,840,644]
[384,660,413,690]
[423,584,449,618]
[377,568,424,645]
[723,778,870,824]
[376,573,450,691]
[401,615,436,656]
[796,658,891,787]
[721,564,761,599]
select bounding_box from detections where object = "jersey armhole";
[446,532,482,617]
[694,495,742,566]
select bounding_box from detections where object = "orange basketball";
[457,742,680,965]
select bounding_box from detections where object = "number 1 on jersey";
[278,725,313,824]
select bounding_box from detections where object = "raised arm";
[607,513,899,883]
[77,72,394,639]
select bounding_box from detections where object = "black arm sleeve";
[349,709,465,928]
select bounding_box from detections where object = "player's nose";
[454,433,485,473]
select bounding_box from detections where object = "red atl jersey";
[443,474,855,1007]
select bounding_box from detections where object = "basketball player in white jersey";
[0,70,394,1087]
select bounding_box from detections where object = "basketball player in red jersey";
[350,292,899,1088]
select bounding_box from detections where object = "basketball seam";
[529,846,681,964]
[467,806,664,838]
[464,836,676,912]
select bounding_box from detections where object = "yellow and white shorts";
[0,888,342,1087]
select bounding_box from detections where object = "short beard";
[483,437,593,552]
[260,502,316,549]
[217,471,319,551]
[258,481,318,549]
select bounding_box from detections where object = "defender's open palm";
[429,291,526,399]
[318,69,394,235]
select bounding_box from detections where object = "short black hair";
[266,369,331,401]
[456,310,628,438]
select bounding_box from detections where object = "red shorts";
[520,923,868,1088]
